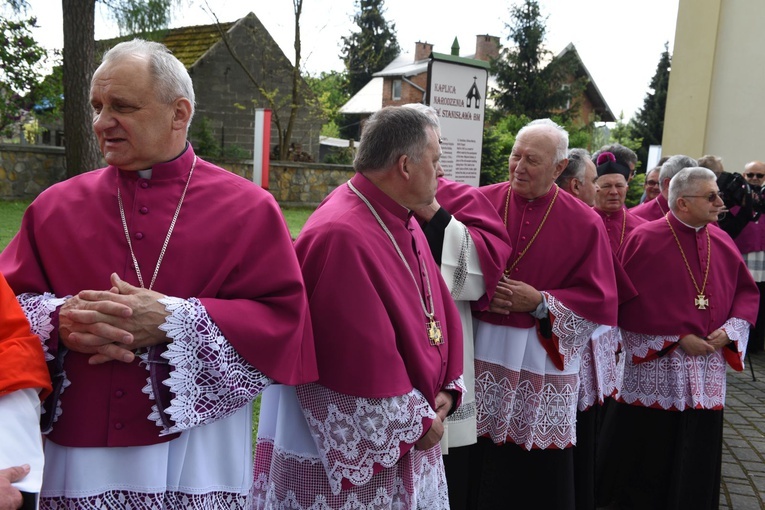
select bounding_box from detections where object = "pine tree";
[340,0,400,97]
[0,16,48,137]
[630,43,671,170]
[492,0,583,120]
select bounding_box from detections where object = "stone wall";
[0,145,352,206]
[0,145,66,199]
[219,160,354,207]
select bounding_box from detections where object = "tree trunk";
[62,0,101,177]
[280,0,302,161]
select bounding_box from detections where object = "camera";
[717,171,765,213]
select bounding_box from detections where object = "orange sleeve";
[0,273,52,400]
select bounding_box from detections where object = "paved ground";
[720,351,765,509]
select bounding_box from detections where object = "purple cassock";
[431,177,512,312]
[630,193,669,221]
[618,212,759,397]
[476,183,618,344]
[473,182,618,449]
[0,145,317,448]
[604,211,760,510]
[594,206,646,253]
[253,172,464,509]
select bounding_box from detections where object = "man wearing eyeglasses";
[640,166,661,204]
[732,160,765,353]
[743,161,765,188]
[603,167,758,509]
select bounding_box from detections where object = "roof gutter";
[402,76,426,102]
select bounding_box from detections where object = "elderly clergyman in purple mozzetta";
[0,39,316,508]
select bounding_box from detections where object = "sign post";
[427,54,490,187]
[253,108,272,189]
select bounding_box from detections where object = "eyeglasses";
[645,180,659,186]
[746,173,765,178]
[682,192,723,203]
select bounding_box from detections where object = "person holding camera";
[731,161,765,353]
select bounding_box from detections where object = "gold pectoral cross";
[428,319,443,346]
[695,294,709,310]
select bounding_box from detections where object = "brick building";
[340,35,615,128]
[36,12,322,161]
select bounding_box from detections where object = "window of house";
[560,84,571,110]
[392,79,402,100]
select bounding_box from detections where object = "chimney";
[414,41,433,61]
[475,34,500,62]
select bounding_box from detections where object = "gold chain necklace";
[347,180,443,346]
[117,156,197,290]
[665,214,711,310]
[503,185,559,275]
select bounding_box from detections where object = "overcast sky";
[23,0,679,121]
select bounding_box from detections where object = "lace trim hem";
[619,329,732,410]
[18,293,69,424]
[475,359,578,450]
[141,296,272,434]
[295,384,436,494]
[545,293,598,371]
[450,224,471,300]
[253,438,449,510]
[17,292,67,362]
[41,489,250,509]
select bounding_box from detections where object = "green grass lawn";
[0,202,314,250]
[0,200,31,250]
[280,206,314,239]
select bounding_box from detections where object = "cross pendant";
[695,294,709,310]
[428,319,443,346]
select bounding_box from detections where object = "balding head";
[744,161,765,187]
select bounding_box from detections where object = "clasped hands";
[679,329,731,356]
[59,273,169,365]
[415,390,453,451]
[488,276,543,315]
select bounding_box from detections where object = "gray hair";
[401,103,441,130]
[659,155,698,191]
[668,167,716,211]
[98,39,196,125]
[354,106,439,173]
[516,118,569,164]
[556,148,590,188]
[697,154,724,175]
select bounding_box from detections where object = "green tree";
[340,0,400,97]
[608,112,643,161]
[480,108,598,185]
[630,43,670,170]
[305,71,349,137]
[626,172,645,208]
[492,0,584,120]
[480,111,530,185]
[0,16,48,137]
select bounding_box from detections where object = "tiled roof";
[97,19,237,69]
[161,21,235,68]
